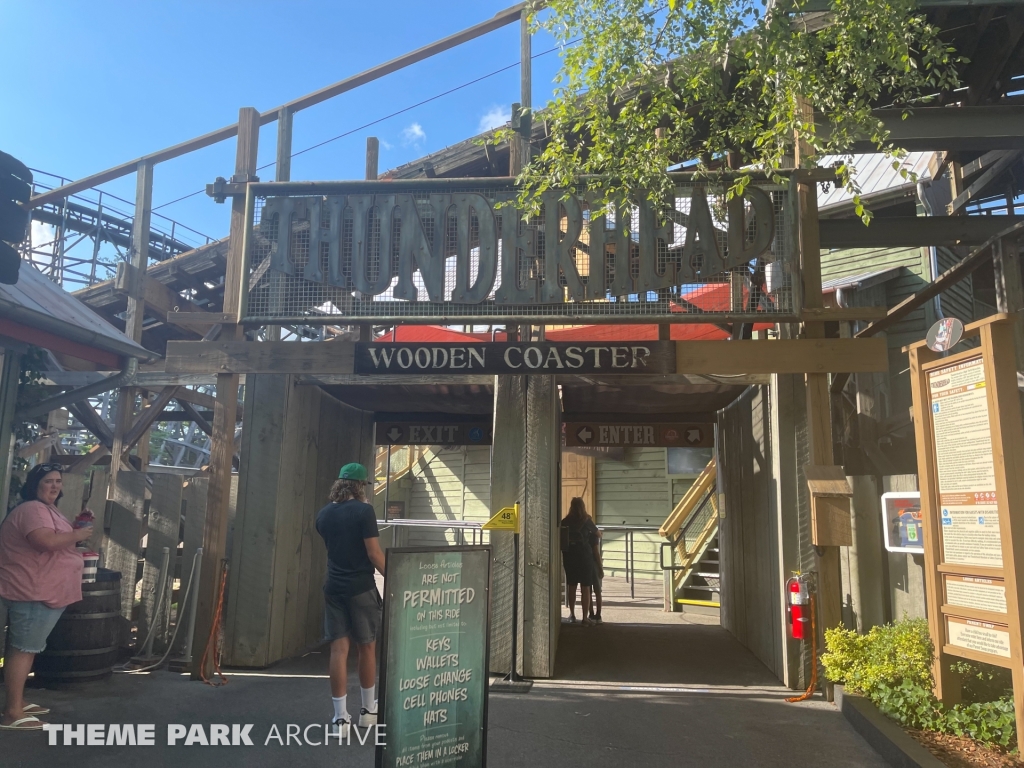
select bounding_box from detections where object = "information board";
[376,547,491,768]
[927,358,1003,569]
[943,574,1007,614]
[945,616,1012,659]
[909,315,1024,743]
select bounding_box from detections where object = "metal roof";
[0,264,157,362]
[818,152,936,212]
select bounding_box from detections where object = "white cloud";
[478,105,511,133]
[30,220,55,254]
[401,122,426,147]
[380,139,393,151]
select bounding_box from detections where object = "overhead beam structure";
[819,216,1024,248]
[818,107,1024,152]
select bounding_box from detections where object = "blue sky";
[0,1,563,244]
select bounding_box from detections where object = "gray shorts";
[324,589,381,645]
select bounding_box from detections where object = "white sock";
[332,695,348,721]
[361,686,376,712]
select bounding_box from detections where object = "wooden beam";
[163,311,234,329]
[949,151,1021,214]
[120,386,180,457]
[818,106,1024,152]
[169,387,216,411]
[164,337,885,376]
[26,4,526,210]
[67,401,114,449]
[175,398,214,437]
[116,264,205,322]
[166,340,355,374]
[819,215,1024,249]
[801,307,888,322]
[858,221,1024,340]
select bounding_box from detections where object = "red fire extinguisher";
[786,574,810,640]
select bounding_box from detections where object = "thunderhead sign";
[246,178,791,322]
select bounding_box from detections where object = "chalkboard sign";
[376,546,491,768]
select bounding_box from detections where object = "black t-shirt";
[315,499,379,598]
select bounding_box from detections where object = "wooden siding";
[594,447,673,580]
[719,386,785,680]
[405,446,492,548]
[225,375,373,667]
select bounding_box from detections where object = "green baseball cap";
[338,463,368,481]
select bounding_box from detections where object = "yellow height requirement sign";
[483,503,520,533]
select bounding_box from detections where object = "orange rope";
[199,560,229,687]
[786,593,818,703]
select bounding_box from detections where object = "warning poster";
[928,358,1004,569]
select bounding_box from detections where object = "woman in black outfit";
[560,497,602,626]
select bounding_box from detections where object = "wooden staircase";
[659,459,720,609]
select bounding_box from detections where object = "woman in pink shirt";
[0,463,92,730]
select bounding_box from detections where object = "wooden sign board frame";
[908,314,1024,738]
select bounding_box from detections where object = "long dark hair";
[565,496,587,526]
[329,478,366,503]
[21,463,63,503]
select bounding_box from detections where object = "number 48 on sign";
[483,504,520,533]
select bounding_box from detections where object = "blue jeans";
[2,599,65,653]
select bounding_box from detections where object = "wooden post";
[992,235,1024,375]
[276,107,292,183]
[192,106,259,680]
[0,350,21,513]
[110,160,154,487]
[980,321,1024,743]
[125,160,153,342]
[265,107,293,343]
[794,98,841,698]
[353,136,379,345]
[520,8,531,111]
[365,137,379,181]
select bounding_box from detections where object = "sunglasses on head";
[36,463,64,474]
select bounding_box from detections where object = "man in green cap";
[315,463,385,736]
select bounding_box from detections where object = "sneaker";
[567,615,577,624]
[359,705,378,728]
[331,717,351,738]
[593,615,603,624]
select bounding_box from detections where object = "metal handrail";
[377,518,486,546]
[594,524,659,599]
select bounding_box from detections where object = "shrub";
[821,619,1017,749]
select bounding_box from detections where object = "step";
[676,598,720,608]
[680,583,718,593]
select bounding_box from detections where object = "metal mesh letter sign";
[241,177,799,325]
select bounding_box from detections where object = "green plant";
[822,619,1017,749]
[951,660,1014,705]
[502,0,961,221]
[822,618,933,695]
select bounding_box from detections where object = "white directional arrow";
[576,426,594,444]
[686,428,702,444]
[386,427,403,442]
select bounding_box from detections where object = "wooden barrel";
[33,575,121,684]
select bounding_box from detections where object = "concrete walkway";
[0,578,887,767]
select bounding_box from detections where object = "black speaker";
[0,150,32,285]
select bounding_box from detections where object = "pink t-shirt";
[0,500,84,608]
